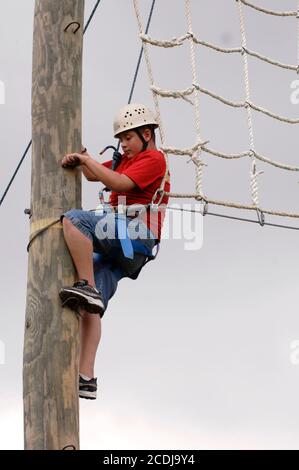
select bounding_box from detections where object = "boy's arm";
[84,157,136,191]
[61,151,99,181]
[80,164,99,181]
[61,152,136,191]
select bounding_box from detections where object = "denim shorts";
[61,208,157,316]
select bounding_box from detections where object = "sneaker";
[59,279,104,315]
[79,375,97,400]
[60,296,82,313]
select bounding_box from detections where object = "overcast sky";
[1,0,299,450]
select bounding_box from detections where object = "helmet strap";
[135,129,149,152]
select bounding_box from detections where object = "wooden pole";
[23,0,85,450]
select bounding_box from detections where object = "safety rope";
[132,0,169,206]
[83,0,102,34]
[127,0,156,106]
[0,140,32,207]
[0,0,102,208]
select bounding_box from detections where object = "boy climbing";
[59,104,170,399]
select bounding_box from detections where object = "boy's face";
[118,129,151,158]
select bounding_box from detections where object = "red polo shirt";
[102,150,170,240]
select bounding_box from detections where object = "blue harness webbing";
[94,202,159,262]
[115,214,135,260]
[115,213,158,260]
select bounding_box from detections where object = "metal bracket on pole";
[64,21,81,34]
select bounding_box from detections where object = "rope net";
[132,0,299,221]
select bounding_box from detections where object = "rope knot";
[186,31,194,39]
[188,156,207,168]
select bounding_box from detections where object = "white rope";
[165,193,299,219]
[132,0,169,203]
[248,101,299,124]
[243,47,297,71]
[150,84,195,104]
[205,146,299,172]
[185,0,204,200]
[297,0,299,74]
[194,38,298,71]
[132,0,299,221]
[161,143,299,172]
[239,0,297,17]
[140,32,190,48]
[141,33,298,71]
[152,82,299,124]
[237,0,261,209]
[161,140,209,158]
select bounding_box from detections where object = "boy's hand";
[61,149,90,168]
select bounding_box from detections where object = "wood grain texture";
[23,0,85,450]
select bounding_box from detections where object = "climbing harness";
[98,137,164,263]
[91,202,161,268]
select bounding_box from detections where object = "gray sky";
[1,0,299,450]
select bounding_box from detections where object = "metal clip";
[256,208,265,226]
[99,146,118,155]
[200,200,208,216]
[150,202,160,212]
[100,145,122,171]
[151,188,165,207]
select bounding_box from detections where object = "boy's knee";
[62,215,71,226]
[61,216,72,235]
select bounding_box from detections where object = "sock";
[79,372,92,381]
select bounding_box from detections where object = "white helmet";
[113,103,158,138]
